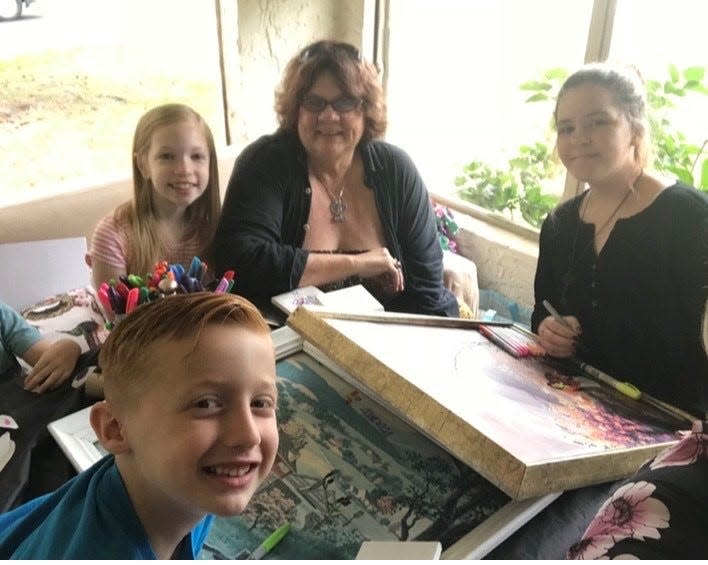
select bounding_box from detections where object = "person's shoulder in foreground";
[0,292,279,559]
[0,455,212,559]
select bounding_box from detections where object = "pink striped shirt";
[88,213,202,272]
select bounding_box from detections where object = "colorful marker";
[125,287,140,314]
[127,274,145,288]
[188,256,202,278]
[107,285,125,314]
[480,325,524,358]
[115,281,130,300]
[214,276,230,293]
[97,288,113,314]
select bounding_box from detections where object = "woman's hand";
[300,248,404,292]
[23,339,82,394]
[537,315,581,358]
[356,248,404,293]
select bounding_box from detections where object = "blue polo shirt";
[0,455,213,559]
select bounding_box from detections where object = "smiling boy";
[0,292,279,559]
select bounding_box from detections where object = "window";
[384,0,707,229]
[609,0,708,186]
[385,1,592,212]
[0,0,224,207]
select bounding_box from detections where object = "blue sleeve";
[0,299,41,367]
[0,493,54,559]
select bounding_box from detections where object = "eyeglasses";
[300,94,362,114]
[299,40,361,63]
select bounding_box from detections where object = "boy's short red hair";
[99,292,270,402]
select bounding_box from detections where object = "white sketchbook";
[0,432,15,474]
[271,284,383,316]
[47,405,106,472]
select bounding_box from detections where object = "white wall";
[230,0,367,145]
[454,217,537,308]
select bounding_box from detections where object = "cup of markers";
[96,256,236,329]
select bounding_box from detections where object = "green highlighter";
[247,523,291,560]
[577,360,642,400]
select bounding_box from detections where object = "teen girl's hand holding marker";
[87,104,221,294]
[539,299,582,358]
[532,63,708,418]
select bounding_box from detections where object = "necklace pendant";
[330,197,346,223]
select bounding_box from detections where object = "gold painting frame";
[287,307,682,499]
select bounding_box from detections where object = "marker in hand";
[543,300,642,401]
[542,300,576,333]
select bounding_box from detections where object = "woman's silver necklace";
[323,183,346,223]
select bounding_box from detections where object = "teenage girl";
[533,63,708,416]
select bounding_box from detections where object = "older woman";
[212,40,458,317]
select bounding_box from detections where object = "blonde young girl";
[88,104,220,289]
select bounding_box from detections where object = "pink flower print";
[568,534,617,559]
[650,429,708,470]
[586,481,669,539]
[569,481,669,559]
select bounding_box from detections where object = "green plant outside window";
[455,65,707,229]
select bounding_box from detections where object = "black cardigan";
[213,131,458,317]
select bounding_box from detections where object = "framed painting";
[49,325,558,559]
[286,307,685,500]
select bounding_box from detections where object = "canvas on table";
[286,307,684,499]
